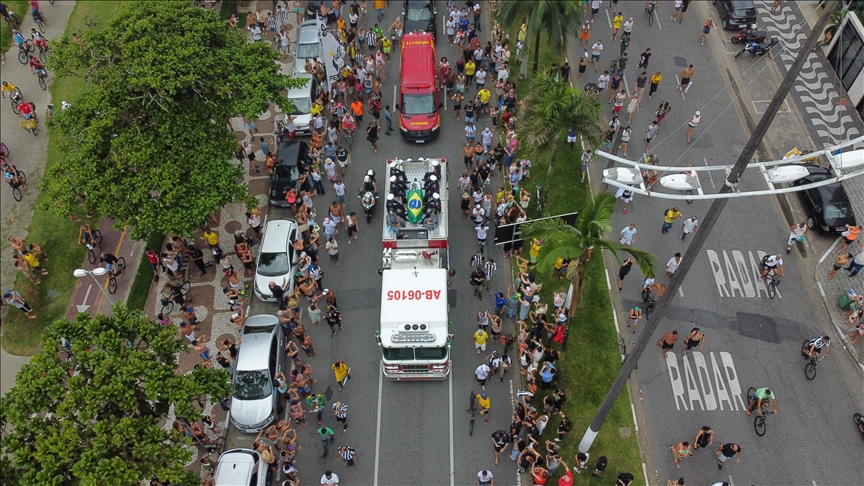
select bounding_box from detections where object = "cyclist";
[802,335,830,360]
[747,387,778,416]
[645,0,658,13]
[341,112,356,137]
[647,281,667,304]
[30,27,47,50]
[4,163,27,191]
[11,29,27,48]
[18,98,34,120]
[78,223,99,251]
[1,81,19,99]
[100,252,119,276]
[757,254,784,281]
[29,0,46,25]
[476,392,491,424]
[28,55,46,77]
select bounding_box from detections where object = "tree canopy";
[42,1,302,239]
[0,305,231,485]
[496,0,582,73]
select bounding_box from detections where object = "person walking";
[618,258,633,291]
[637,49,652,70]
[619,223,637,247]
[320,470,340,486]
[581,149,592,182]
[678,65,694,96]
[325,305,343,338]
[716,443,742,470]
[665,253,682,279]
[3,289,35,319]
[786,222,807,253]
[634,71,648,105]
[477,469,494,485]
[474,362,491,390]
[474,327,489,354]
[317,426,336,456]
[648,71,662,100]
[671,0,684,22]
[471,267,487,299]
[846,250,864,277]
[491,429,510,466]
[383,104,393,135]
[627,306,642,333]
[338,445,357,467]
[591,39,603,72]
[332,400,349,431]
[366,122,379,153]
[701,18,714,46]
[657,330,679,358]
[644,121,659,152]
[669,441,693,468]
[332,360,351,390]
[686,110,702,143]
[662,208,683,233]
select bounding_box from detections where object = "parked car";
[294,20,321,74]
[403,0,437,39]
[213,448,270,486]
[791,164,857,235]
[254,219,300,302]
[269,140,308,208]
[713,0,758,30]
[285,74,316,136]
[229,314,285,433]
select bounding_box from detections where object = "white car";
[229,314,285,432]
[213,448,270,486]
[254,219,299,302]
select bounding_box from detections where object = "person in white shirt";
[665,252,682,279]
[591,40,603,71]
[446,18,457,44]
[481,127,494,153]
[619,223,637,246]
[786,222,807,254]
[474,363,491,389]
[759,254,784,280]
[680,216,699,242]
[477,469,494,486]
[320,470,340,486]
[476,224,489,247]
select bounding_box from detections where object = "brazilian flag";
[406,189,424,223]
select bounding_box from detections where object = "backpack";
[664,208,671,217]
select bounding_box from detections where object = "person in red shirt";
[531,464,549,485]
[145,248,160,278]
[18,99,34,120]
[28,55,45,76]
[558,460,574,485]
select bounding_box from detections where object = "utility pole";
[577,1,839,453]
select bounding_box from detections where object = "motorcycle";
[855,413,864,437]
[734,37,779,58]
[731,25,767,44]
[359,191,376,223]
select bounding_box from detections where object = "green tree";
[0,305,231,485]
[524,192,657,314]
[495,0,582,74]
[519,72,604,197]
[42,1,303,239]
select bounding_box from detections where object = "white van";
[294,20,321,74]
[213,448,270,486]
[285,74,316,136]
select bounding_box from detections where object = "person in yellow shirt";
[529,238,544,264]
[310,101,324,117]
[22,249,48,275]
[474,328,489,353]
[332,360,351,390]
[475,87,491,113]
[465,60,476,85]
[476,392,491,423]
[1,81,19,99]
[611,12,624,41]
[661,207,683,234]
[202,228,219,249]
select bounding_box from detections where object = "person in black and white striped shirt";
[338,445,356,467]
[332,401,349,431]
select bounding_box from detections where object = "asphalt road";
[225,3,521,485]
[585,2,862,485]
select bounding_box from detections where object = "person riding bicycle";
[341,112,356,136]
[11,29,27,48]
[29,0,45,24]
[802,335,830,360]
[4,163,26,190]
[28,55,46,77]
[646,281,666,304]
[78,223,98,250]
[30,27,47,50]
[758,254,784,281]
[747,387,778,416]
[99,252,119,276]
[18,98,34,120]
[645,0,657,11]
[1,81,19,99]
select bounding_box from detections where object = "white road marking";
[630,403,638,432]
[678,286,684,297]
[817,281,825,297]
[392,84,398,118]
[702,157,717,189]
[818,237,841,263]
[605,269,612,290]
[373,362,384,486]
[641,462,649,486]
[76,285,93,313]
[665,351,744,411]
[705,249,779,298]
[728,475,735,486]
[448,370,454,486]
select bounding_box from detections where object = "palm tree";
[496,0,583,75]
[520,72,605,197]
[523,192,657,316]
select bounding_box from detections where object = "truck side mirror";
[395,104,401,111]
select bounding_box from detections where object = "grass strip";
[0,1,27,52]
[126,232,165,312]
[2,1,122,356]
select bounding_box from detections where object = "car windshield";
[257,251,290,276]
[401,93,435,115]
[407,7,432,21]
[296,42,319,59]
[288,96,312,115]
[733,8,756,17]
[233,369,273,400]
[383,346,448,360]
[825,201,854,219]
[273,164,293,181]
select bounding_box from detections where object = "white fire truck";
[376,157,451,380]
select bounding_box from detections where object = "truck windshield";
[401,93,435,115]
[406,7,432,21]
[383,346,448,360]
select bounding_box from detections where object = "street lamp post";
[578,0,840,453]
[73,267,115,307]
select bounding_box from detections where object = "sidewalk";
[760,2,864,363]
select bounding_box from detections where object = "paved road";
[583,2,862,485]
[224,3,521,485]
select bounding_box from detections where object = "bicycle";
[160,281,191,315]
[35,42,48,63]
[36,69,47,91]
[762,271,780,299]
[640,287,656,319]
[31,11,45,32]
[801,341,825,380]
[466,389,477,436]
[203,435,226,455]
[84,230,103,264]
[107,257,127,294]
[10,88,24,114]
[645,3,655,25]
[746,387,770,436]
[20,115,39,136]
[8,170,27,201]
[17,41,33,64]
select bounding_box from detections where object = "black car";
[269,140,307,208]
[791,164,857,235]
[403,0,436,39]
[713,0,758,30]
